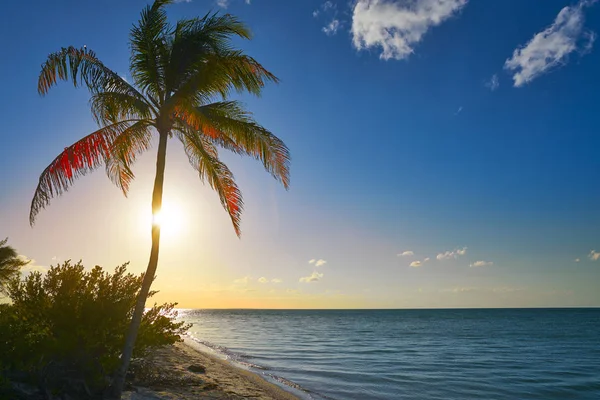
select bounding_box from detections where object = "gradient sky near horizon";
[1,0,600,308]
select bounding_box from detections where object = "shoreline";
[123,339,301,400]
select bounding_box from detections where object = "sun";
[148,201,184,238]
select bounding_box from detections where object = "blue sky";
[1,0,600,308]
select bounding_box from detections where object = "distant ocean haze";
[180,308,600,400]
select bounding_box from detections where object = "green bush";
[0,260,190,396]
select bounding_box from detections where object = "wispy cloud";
[469,260,493,268]
[409,261,422,268]
[574,258,581,262]
[322,1,335,11]
[271,278,282,283]
[309,258,327,267]
[313,1,335,18]
[442,286,525,294]
[233,276,251,284]
[323,19,341,36]
[504,0,597,87]
[589,250,600,261]
[300,271,324,283]
[351,0,468,60]
[258,277,268,283]
[436,247,467,260]
[216,0,251,8]
[485,74,499,91]
[397,250,414,257]
[454,106,463,116]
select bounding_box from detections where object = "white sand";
[122,340,300,400]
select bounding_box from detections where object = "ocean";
[179,308,600,400]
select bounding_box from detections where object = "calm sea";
[179,308,600,400]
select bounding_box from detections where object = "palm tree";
[0,238,29,295]
[30,0,289,396]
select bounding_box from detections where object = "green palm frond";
[165,13,251,93]
[0,238,30,295]
[38,46,148,103]
[90,92,154,126]
[30,120,143,224]
[176,129,243,236]
[174,101,290,188]
[168,50,279,109]
[130,0,172,101]
[105,121,155,195]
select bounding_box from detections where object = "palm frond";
[165,13,251,94]
[38,46,149,104]
[105,121,155,195]
[30,120,142,225]
[90,91,154,126]
[176,129,243,236]
[0,238,30,295]
[174,101,290,188]
[130,0,172,102]
[168,50,278,108]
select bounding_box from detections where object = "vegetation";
[0,260,189,398]
[30,0,289,396]
[0,238,29,295]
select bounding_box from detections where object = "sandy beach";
[123,340,300,400]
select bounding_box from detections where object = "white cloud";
[504,0,597,87]
[216,0,250,8]
[313,10,320,17]
[271,278,282,283]
[589,250,600,261]
[310,259,327,267]
[469,260,493,268]
[258,277,268,284]
[575,258,581,262]
[436,247,467,260]
[424,257,430,262]
[485,74,499,91]
[323,19,341,36]
[409,261,422,268]
[397,250,414,257]
[300,271,324,283]
[454,106,463,116]
[322,1,335,11]
[351,0,468,60]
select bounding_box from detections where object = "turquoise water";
[180,309,600,399]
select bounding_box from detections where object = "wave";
[187,335,270,370]
[186,334,335,399]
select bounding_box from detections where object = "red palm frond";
[30,120,141,225]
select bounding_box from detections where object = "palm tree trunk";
[108,130,169,399]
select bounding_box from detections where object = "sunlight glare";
[147,201,184,238]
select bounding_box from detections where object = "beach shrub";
[0,260,190,396]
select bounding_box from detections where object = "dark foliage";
[0,260,190,397]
